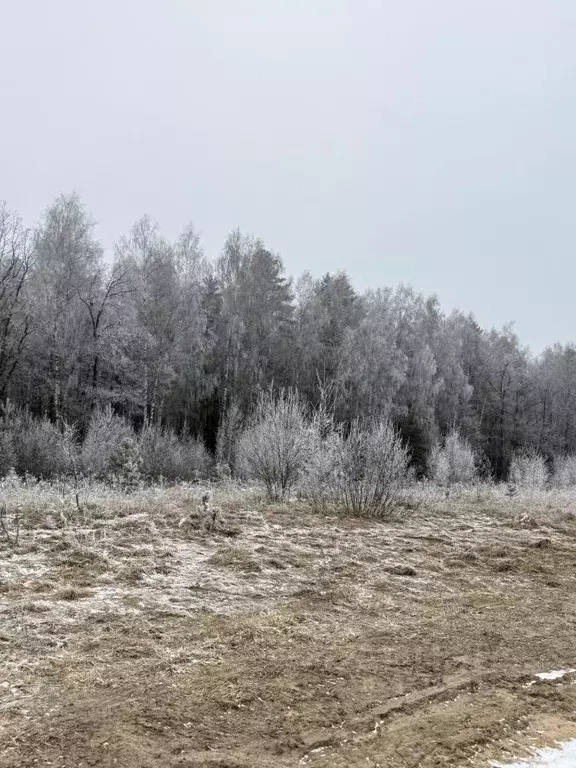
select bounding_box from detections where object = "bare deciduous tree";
[0,203,33,398]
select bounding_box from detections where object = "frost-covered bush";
[509,449,548,490]
[82,409,209,482]
[81,407,134,478]
[181,437,212,480]
[108,437,143,489]
[475,452,493,482]
[13,416,69,479]
[0,404,71,479]
[334,419,411,518]
[213,461,233,483]
[428,429,477,487]
[551,455,576,488]
[299,421,343,512]
[138,426,210,481]
[0,428,16,478]
[237,389,311,501]
[300,412,411,518]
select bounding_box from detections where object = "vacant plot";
[1,483,576,767]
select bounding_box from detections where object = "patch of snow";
[525,669,576,687]
[535,670,576,681]
[492,739,576,767]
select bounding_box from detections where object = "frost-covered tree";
[338,288,406,421]
[28,193,103,421]
[0,203,33,399]
[551,455,576,488]
[294,271,363,410]
[509,449,548,490]
[3,192,576,484]
[216,231,294,415]
[428,428,477,487]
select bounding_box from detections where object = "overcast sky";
[2,0,575,352]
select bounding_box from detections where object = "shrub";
[0,429,16,478]
[108,437,143,489]
[551,455,576,488]
[182,437,212,480]
[138,425,210,481]
[13,416,70,479]
[213,461,232,482]
[509,449,548,490]
[81,407,134,478]
[299,429,343,511]
[428,429,477,487]
[237,389,311,501]
[298,398,342,511]
[475,452,493,482]
[334,419,411,518]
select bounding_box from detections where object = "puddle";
[493,739,576,767]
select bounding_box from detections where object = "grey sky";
[2,0,575,352]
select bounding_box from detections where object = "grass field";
[1,481,576,767]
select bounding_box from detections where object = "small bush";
[13,416,69,479]
[81,407,134,478]
[509,449,548,490]
[213,461,232,482]
[0,466,21,492]
[552,455,576,488]
[334,419,411,518]
[0,429,16,478]
[428,429,477,487]
[138,426,210,481]
[298,399,343,511]
[108,437,143,489]
[475,452,493,482]
[300,429,343,511]
[183,437,212,480]
[237,389,311,501]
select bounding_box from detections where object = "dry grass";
[1,479,576,766]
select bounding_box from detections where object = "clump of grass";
[178,491,223,534]
[21,600,51,613]
[208,547,262,572]
[118,564,145,584]
[55,587,91,601]
[0,502,20,548]
[383,564,417,576]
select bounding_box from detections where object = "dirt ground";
[1,485,576,767]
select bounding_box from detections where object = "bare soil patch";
[2,488,576,767]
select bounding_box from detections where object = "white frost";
[492,739,576,767]
[535,670,576,681]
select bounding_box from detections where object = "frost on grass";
[2,480,576,766]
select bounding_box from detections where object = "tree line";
[1,192,574,480]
